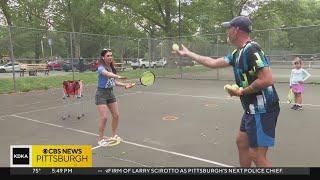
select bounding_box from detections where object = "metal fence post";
[70,32,74,81]
[216,34,220,80]
[108,35,111,48]
[8,26,17,92]
[268,30,271,54]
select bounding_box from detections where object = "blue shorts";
[240,108,280,148]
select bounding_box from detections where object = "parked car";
[174,60,195,67]
[61,61,72,72]
[62,59,90,72]
[89,60,100,72]
[310,54,320,61]
[0,62,21,73]
[77,58,90,72]
[47,60,62,71]
[131,59,156,69]
[155,58,167,68]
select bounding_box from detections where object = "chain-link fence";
[1,25,320,92]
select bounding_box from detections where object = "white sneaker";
[98,139,109,146]
[111,135,122,142]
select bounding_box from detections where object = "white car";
[0,62,21,72]
[155,58,167,68]
[131,59,156,69]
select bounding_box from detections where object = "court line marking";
[16,102,42,107]
[92,145,151,166]
[10,114,232,167]
[0,91,142,119]
[142,91,320,107]
[2,90,319,120]
[92,145,102,150]
[3,90,319,119]
[0,84,98,97]
[121,140,232,167]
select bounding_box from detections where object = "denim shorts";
[95,87,116,105]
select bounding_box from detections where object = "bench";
[115,63,126,72]
[20,64,49,77]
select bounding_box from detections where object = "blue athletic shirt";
[224,41,279,114]
[97,65,116,88]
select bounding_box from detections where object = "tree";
[251,0,320,55]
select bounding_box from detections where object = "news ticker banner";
[10,145,92,167]
[9,167,315,175]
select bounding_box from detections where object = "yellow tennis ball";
[172,43,179,51]
[224,84,232,91]
[231,84,239,90]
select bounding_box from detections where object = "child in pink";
[289,57,311,110]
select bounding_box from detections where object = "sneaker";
[110,135,122,142]
[98,139,109,146]
[296,105,303,110]
[291,104,297,110]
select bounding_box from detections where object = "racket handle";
[125,83,136,89]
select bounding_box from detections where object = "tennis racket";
[138,71,155,86]
[287,88,294,104]
[126,71,156,89]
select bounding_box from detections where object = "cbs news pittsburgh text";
[5,145,317,175]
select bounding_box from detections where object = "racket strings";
[140,72,155,86]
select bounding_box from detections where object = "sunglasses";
[102,48,112,52]
[294,62,300,65]
[101,48,112,57]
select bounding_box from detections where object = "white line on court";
[0,91,142,119]
[142,91,320,107]
[142,91,238,101]
[2,90,319,120]
[91,145,102,150]
[0,103,84,119]
[92,145,151,166]
[16,102,42,107]
[10,114,232,167]
[0,101,42,109]
[122,140,233,167]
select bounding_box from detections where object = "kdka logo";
[10,145,32,167]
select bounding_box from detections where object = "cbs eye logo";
[10,145,32,167]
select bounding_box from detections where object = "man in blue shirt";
[176,16,280,167]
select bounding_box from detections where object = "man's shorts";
[95,87,117,105]
[240,108,280,148]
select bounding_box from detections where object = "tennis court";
[1,77,320,167]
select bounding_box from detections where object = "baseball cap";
[222,16,252,33]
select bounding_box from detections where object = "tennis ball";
[224,84,232,91]
[231,84,239,90]
[172,43,179,51]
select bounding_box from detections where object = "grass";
[310,81,320,85]
[0,66,211,94]
[1,66,319,94]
